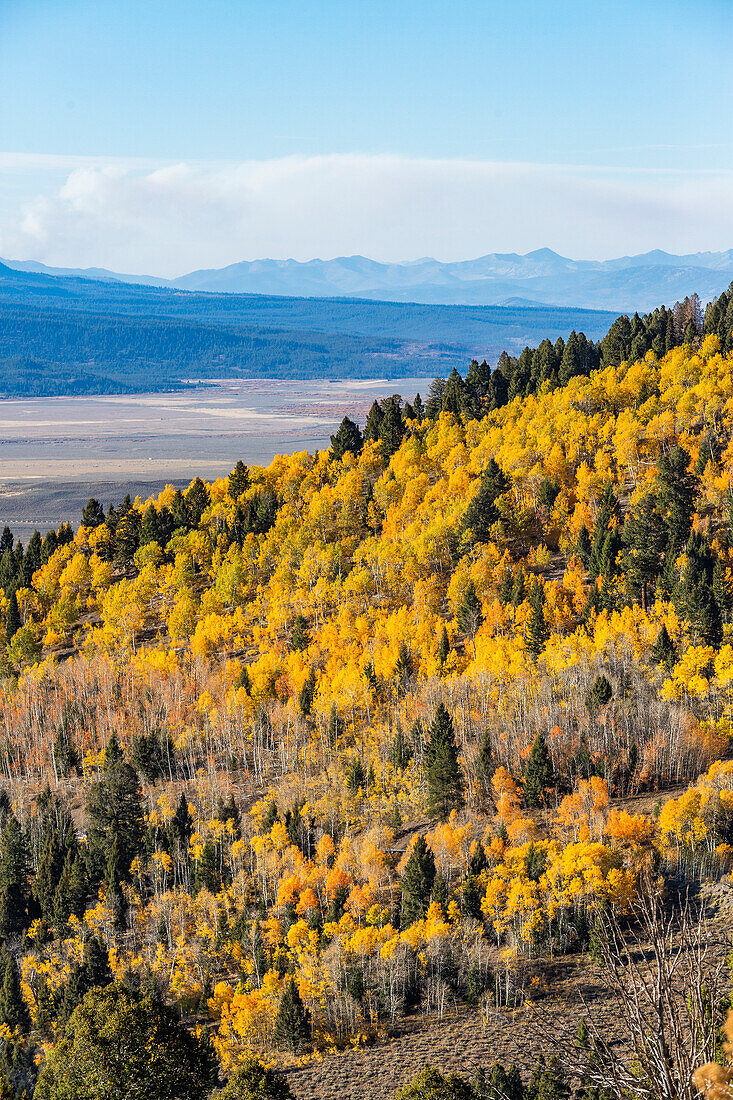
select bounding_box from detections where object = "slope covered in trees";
[0,262,615,396]
[0,295,732,1095]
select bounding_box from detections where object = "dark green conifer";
[290,614,310,652]
[657,445,698,553]
[476,728,493,802]
[424,704,465,819]
[0,948,29,1033]
[330,417,363,461]
[272,977,311,1053]
[651,624,676,670]
[0,815,29,938]
[227,461,250,500]
[457,581,483,658]
[4,592,20,644]
[523,731,555,808]
[363,400,384,442]
[525,578,549,656]
[379,397,405,458]
[400,835,436,927]
[464,460,510,544]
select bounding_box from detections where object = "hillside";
[6,248,733,312]
[0,262,615,397]
[0,292,732,1095]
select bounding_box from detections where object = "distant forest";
[0,263,615,397]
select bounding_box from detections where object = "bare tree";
[537,882,728,1100]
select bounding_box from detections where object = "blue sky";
[0,0,732,272]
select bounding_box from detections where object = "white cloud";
[0,153,732,275]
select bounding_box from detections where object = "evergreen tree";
[657,445,698,553]
[391,725,412,770]
[185,478,210,527]
[33,826,65,925]
[330,416,363,461]
[0,948,29,1033]
[589,483,618,577]
[363,400,384,442]
[0,815,29,938]
[424,703,465,819]
[81,498,105,529]
[227,461,250,500]
[525,1058,570,1100]
[651,624,676,670]
[379,396,405,457]
[394,1066,473,1100]
[400,835,436,927]
[464,459,510,543]
[676,534,723,647]
[586,675,613,716]
[4,592,19,644]
[457,581,483,658]
[114,511,140,569]
[86,739,145,889]
[525,578,549,656]
[622,493,666,609]
[272,977,311,1053]
[523,731,555,808]
[220,1056,294,1100]
[327,704,341,746]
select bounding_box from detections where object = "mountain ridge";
[3,248,733,311]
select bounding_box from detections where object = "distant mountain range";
[0,259,616,398]
[4,248,733,312]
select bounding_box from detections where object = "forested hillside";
[0,288,733,1097]
[0,262,615,396]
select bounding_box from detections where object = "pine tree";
[424,704,465,819]
[227,460,250,500]
[464,459,510,544]
[220,1056,294,1100]
[525,578,549,657]
[657,445,698,553]
[0,949,29,1033]
[272,977,311,1053]
[400,836,436,927]
[81,498,105,529]
[457,581,483,658]
[330,417,363,461]
[327,704,341,746]
[523,731,555,808]
[33,827,65,925]
[586,675,613,716]
[379,397,405,458]
[86,740,145,889]
[589,483,618,577]
[363,400,384,443]
[5,592,20,644]
[185,478,210,527]
[651,624,676,670]
[0,815,29,938]
[622,493,666,609]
